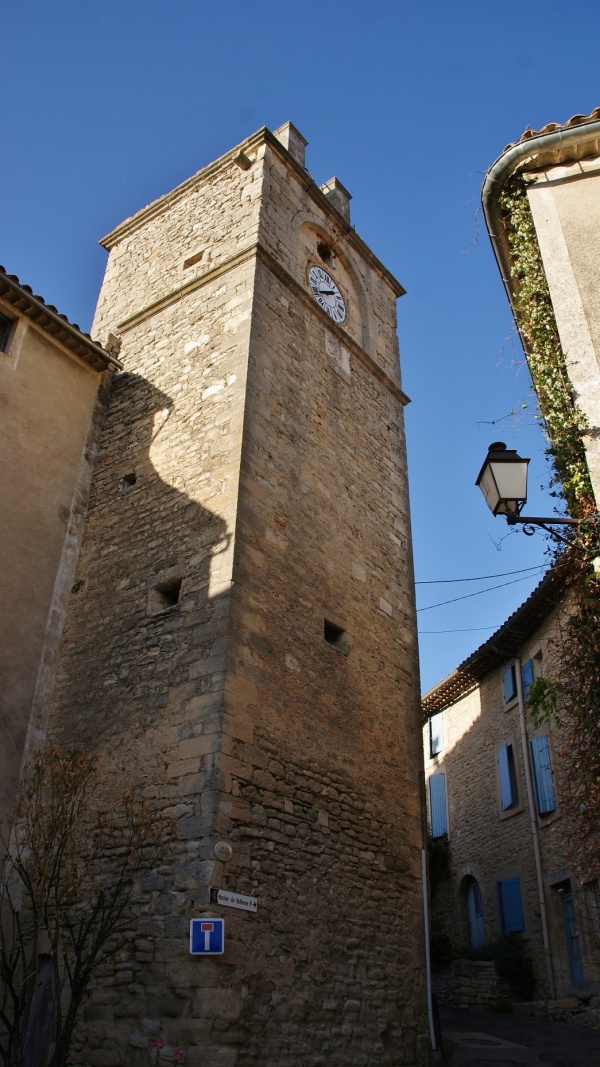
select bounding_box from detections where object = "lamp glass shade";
[476,442,529,517]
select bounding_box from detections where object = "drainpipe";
[514,656,556,997]
[421,847,437,1052]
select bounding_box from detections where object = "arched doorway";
[464,876,485,949]
[557,881,584,984]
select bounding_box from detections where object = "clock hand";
[319,290,336,296]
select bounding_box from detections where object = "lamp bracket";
[505,515,582,528]
[504,514,598,549]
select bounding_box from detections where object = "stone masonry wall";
[48,127,428,1066]
[93,134,266,340]
[433,961,511,1010]
[50,215,258,1066]
[221,739,426,1065]
[424,607,600,1000]
[202,139,426,1063]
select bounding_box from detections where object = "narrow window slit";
[183,250,204,269]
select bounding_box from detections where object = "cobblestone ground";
[440,1007,600,1066]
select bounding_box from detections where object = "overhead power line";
[415,565,544,585]
[419,625,500,634]
[417,573,542,613]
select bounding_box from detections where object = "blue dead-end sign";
[189,918,225,955]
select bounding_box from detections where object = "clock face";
[308,265,347,323]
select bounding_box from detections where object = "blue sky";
[4,2,599,692]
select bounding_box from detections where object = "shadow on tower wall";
[48,369,230,774]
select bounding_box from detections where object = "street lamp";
[475,441,530,520]
[476,442,583,535]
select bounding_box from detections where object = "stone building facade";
[35,124,430,1065]
[0,267,120,827]
[423,566,600,1000]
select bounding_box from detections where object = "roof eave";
[0,269,120,372]
[422,560,568,718]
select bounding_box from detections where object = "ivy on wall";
[500,176,600,888]
[499,177,594,517]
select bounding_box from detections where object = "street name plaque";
[209,887,258,913]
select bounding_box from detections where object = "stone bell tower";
[49,123,429,1066]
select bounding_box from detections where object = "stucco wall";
[0,312,103,822]
[527,161,600,502]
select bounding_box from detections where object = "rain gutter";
[481,119,600,317]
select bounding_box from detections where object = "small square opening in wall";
[324,619,348,654]
[119,472,137,492]
[147,578,182,615]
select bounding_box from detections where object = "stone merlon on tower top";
[273,120,308,169]
[320,176,352,223]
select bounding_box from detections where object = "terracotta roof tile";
[421,559,569,719]
[503,106,600,153]
[0,266,120,371]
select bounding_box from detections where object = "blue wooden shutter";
[497,877,525,932]
[530,735,557,815]
[429,774,448,838]
[503,665,517,702]
[430,712,444,757]
[498,744,516,810]
[522,659,534,699]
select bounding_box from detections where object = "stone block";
[194,1048,237,1067]
[194,988,242,1022]
[146,996,185,1018]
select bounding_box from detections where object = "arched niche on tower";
[296,220,372,354]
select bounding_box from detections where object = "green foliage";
[501,178,600,887]
[427,833,451,901]
[499,178,594,517]
[427,835,458,970]
[467,934,536,1001]
[429,918,458,971]
[525,677,562,729]
[524,565,600,885]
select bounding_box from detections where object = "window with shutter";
[428,773,448,838]
[522,659,534,700]
[530,735,557,815]
[497,876,525,932]
[429,712,444,758]
[503,664,517,703]
[498,743,518,810]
